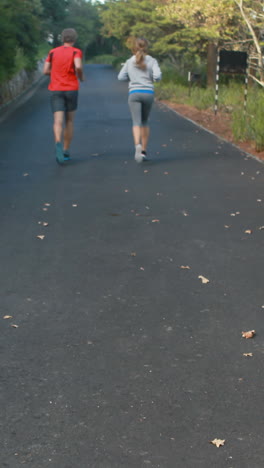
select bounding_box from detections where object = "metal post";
[214,51,220,115]
[188,71,191,96]
[244,68,249,115]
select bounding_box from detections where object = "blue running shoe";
[55,142,65,165]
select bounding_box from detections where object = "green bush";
[156,69,264,150]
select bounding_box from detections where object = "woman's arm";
[118,61,129,81]
[152,59,162,82]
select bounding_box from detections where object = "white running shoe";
[134,144,143,163]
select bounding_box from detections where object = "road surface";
[1,64,264,467]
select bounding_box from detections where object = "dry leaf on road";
[152,219,160,223]
[44,203,51,207]
[130,252,137,257]
[36,235,45,240]
[180,266,190,269]
[3,315,12,319]
[245,229,252,234]
[242,330,256,339]
[243,353,253,357]
[198,275,210,284]
[11,324,19,328]
[210,439,225,448]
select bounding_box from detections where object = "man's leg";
[53,111,65,164]
[64,111,75,152]
[53,111,64,143]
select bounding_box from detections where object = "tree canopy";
[0,0,100,83]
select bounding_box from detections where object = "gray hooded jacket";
[118,55,162,92]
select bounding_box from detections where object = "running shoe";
[64,150,71,161]
[55,142,65,165]
[134,144,143,163]
[141,150,149,161]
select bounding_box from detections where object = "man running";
[43,28,84,164]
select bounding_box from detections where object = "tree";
[41,0,69,46]
[234,0,264,84]
[99,0,181,60]
[64,0,100,57]
[0,0,42,82]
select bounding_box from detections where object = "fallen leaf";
[251,177,255,180]
[144,170,149,173]
[36,235,45,240]
[198,275,210,284]
[164,172,169,175]
[43,222,49,227]
[180,265,190,269]
[259,226,264,230]
[72,204,78,207]
[156,192,163,196]
[224,225,230,229]
[243,353,253,357]
[244,229,252,234]
[91,153,99,156]
[236,211,240,215]
[210,439,225,448]
[241,172,244,175]
[23,173,29,177]
[242,330,256,339]
[162,144,167,147]
[3,315,12,319]
[140,267,145,271]
[44,203,51,207]
[124,189,129,193]
[182,210,189,217]
[130,252,137,257]
[42,208,48,211]
[11,324,19,328]
[152,219,160,223]
[230,213,236,217]
[257,199,262,202]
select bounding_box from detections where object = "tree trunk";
[207,42,217,87]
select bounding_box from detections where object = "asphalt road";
[1,64,264,468]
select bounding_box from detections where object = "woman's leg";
[141,126,150,151]
[128,94,142,145]
[141,94,154,153]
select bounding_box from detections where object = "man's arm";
[43,61,51,75]
[74,57,84,82]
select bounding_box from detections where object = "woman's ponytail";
[134,38,148,70]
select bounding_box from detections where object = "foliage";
[41,0,69,46]
[0,0,42,81]
[156,63,264,150]
[64,0,100,57]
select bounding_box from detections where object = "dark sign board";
[219,49,248,74]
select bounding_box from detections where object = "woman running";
[118,38,162,163]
